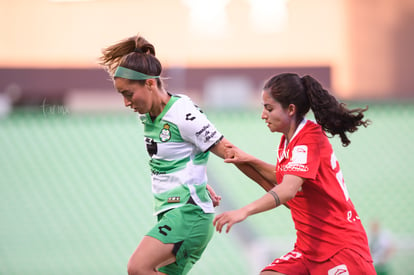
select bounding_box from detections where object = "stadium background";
[1,0,413,274]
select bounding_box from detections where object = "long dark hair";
[264,73,370,146]
[99,34,162,87]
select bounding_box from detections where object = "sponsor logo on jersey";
[196,124,210,137]
[204,130,217,143]
[195,123,218,143]
[291,145,308,164]
[283,162,309,172]
[277,145,309,172]
[160,123,171,142]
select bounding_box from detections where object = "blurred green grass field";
[1,103,413,274]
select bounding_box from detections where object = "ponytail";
[301,75,370,146]
[100,36,136,76]
[100,34,162,87]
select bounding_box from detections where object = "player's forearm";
[234,162,275,191]
[243,157,277,185]
[212,139,277,189]
[243,183,296,216]
[242,191,278,217]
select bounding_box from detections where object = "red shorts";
[262,248,375,275]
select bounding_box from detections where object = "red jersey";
[276,119,372,262]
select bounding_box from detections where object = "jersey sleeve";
[168,96,223,152]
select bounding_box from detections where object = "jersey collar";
[280,118,308,160]
[145,95,179,124]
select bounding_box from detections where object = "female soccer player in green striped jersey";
[100,34,272,275]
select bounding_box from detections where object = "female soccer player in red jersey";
[213,73,376,274]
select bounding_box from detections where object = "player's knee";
[127,259,153,275]
[126,261,138,275]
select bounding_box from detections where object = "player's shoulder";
[163,94,204,124]
[169,94,204,115]
[303,119,321,131]
[172,94,200,110]
[290,120,324,147]
[300,120,325,138]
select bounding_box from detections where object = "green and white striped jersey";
[139,94,223,215]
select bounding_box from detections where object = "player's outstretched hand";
[213,209,248,233]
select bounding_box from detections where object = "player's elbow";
[283,192,296,203]
[281,186,300,203]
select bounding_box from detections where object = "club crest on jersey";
[159,123,171,142]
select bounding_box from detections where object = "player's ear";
[288,104,296,116]
[145,79,156,88]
